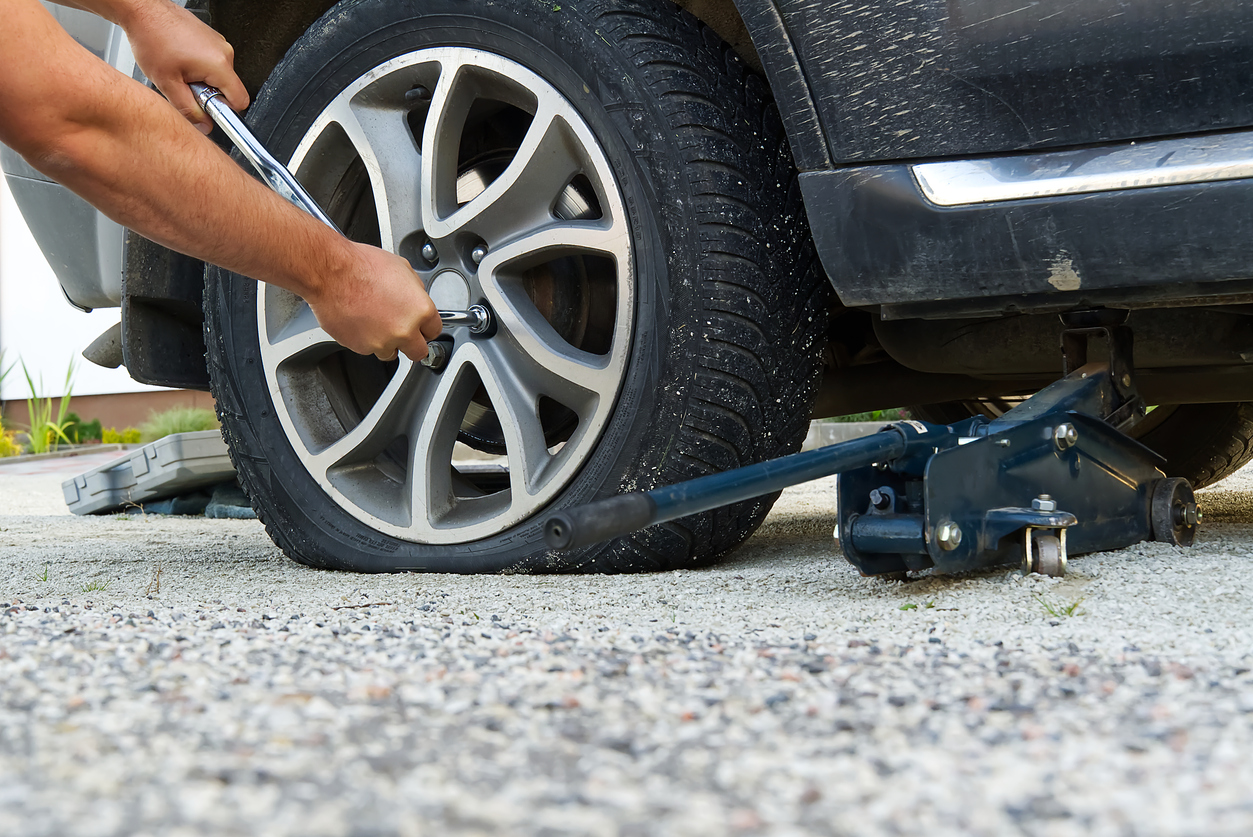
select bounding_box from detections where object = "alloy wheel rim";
[258,47,634,544]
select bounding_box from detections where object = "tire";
[203,0,829,572]
[911,400,1253,489]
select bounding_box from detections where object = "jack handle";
[544,428,914,551]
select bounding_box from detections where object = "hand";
[306,244,443,362]
[118,0,249,133]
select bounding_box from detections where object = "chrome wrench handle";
[190,83,339,232]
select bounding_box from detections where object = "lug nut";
[1054,423,1078,451]
[421,241,438,263]
[936,521,963,551]
[420,341,450,370]
[1031,494,1057,512]
[471,243,489,265]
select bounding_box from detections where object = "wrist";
[290,230,362,307]
[96,0,168,33]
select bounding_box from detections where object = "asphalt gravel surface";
[2,462,1253,836]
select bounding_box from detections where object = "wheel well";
[205,0,761,96]
[130,0,765,389]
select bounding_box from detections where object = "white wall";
[0,178,169,401]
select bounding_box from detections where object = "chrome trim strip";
[911,132,1253,207]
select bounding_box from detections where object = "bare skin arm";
[0,0,440,362]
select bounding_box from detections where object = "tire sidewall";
[208,0,694,570]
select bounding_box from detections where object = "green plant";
[1034,594,1085,618]
[63,413,102,444]
[0,429,21,457]
[0,350,14,404]
[139,406,220,443]
[102,427,142,445]
[21,359,76,454]
[37,563,49,583]
[80,579,110,593]
[826,408,910,424]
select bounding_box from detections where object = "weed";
[144,560,163,597]
[81,579,110,594]
[37,563,49,583]
[139,407,219,443]
[899,600,936,612]
[1035,593,1085,618]
[899,603,917,611]
[21,359,76,454]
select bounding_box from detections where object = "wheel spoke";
[406,350,483,525]
[264,303,339,365]
[472,348,557,498]
[423,88,585,242]
[323,97,424,251]
[477,221,627,405]
[305,358,417,477]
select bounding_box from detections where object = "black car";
[6,0,1253,572]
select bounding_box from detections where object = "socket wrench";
[189,83,491,363]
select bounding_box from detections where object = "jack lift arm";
[544,310,1202,577]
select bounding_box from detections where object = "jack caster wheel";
[1151,477,1201,546]
[1023,531,1067,577]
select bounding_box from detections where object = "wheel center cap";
[428,269,471,311]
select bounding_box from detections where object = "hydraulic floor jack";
[545,309,1202,577]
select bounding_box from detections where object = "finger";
[420,316,445,342]
[400,337,430,363]
[375,348,399,362]
[207,70,250,112]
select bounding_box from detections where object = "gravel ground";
[2,464,1253,836]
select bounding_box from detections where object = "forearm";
[34,74,351,300]
[0,2,341,299]
[2,0,440,362]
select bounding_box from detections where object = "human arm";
[0,0,440,361]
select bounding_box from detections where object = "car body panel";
[0,4,148,310]
[775,0,1253,164]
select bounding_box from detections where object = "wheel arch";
[203,0,830,170]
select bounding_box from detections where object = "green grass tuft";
[1034,593,1085,618]
[139,407,220,443]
